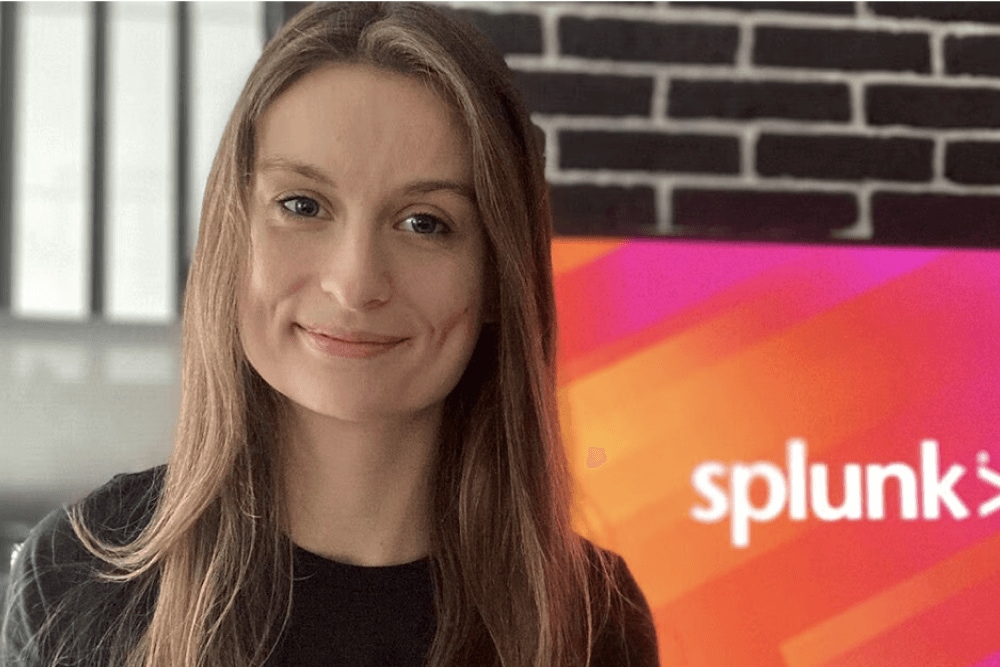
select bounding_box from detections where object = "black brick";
[946,142,1000,185]
[868,2,1000,23]
[867,85,1000,129]
[755,26,930,72]
[559,131,740,173]
[512,71,653,116]
[945,35,1000,77]
[560,17,738,64]
[674,1,856,14]
[872,193,1000,247]
[550,185,657,235]
[669,79,850,121]
[452,10,542,55]
[674,189,858,236]
[757,134,933,181]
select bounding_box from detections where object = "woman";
[1,4,659,666]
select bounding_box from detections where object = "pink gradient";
[554,239,1000,667]
[555,240,943,372]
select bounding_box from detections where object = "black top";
[273,548,436,665]
[1,468,660,666]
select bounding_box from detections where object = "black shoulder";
[585,541,661,667]
[76,465,165,546]
[1,466,164,665]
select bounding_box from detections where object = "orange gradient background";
[553,238,1000,667]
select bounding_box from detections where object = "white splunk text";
[690,439,1000,548]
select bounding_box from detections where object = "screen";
[554,238,1000,667]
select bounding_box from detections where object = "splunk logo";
[690,439,1000,548]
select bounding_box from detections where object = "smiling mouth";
[296,324,406,359]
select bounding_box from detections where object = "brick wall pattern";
[446,1,1000,247]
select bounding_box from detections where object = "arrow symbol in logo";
[977,451,1000,517]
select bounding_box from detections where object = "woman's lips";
[296,324,406,359]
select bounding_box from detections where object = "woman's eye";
[279,196,322,217]
[400,213,450,235]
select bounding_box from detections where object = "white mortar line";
[546,171,1000,195]
[650,73,669,127]
[933,136,947,185]
[443,0,998,32]
[656,179,673,234]
[443,0,1000,37]
[742,126,759,184]
[834,180,1000,194]
[533,114,1000,140]
[536,119,559,183]
[505,56,1000,90]
[848,78,865,128]
[540,4,560,63]
[832,184,872,239]
[929,26,946,77]
[736,16,754,71]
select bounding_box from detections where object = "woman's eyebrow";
[403,180,477,204]
[257,157,476,203]
[257,157,336,187]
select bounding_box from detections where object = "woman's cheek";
[252,232,315,298]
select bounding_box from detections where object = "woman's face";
[239,63,487,425]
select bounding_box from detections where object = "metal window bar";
[90,2,107,319]
[0,3,17,314]
[0,3,269,324]
[175,2,190,319]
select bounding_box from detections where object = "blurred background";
[4,0,1000,605]
[0,1,265,603]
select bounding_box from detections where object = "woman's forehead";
[254,63,473,192]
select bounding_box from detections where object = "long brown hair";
[69,4,619,666]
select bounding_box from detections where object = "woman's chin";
[285,392,442,429]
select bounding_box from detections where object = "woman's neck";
[280,405,441,567]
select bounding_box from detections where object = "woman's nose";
[319,224,392,311]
